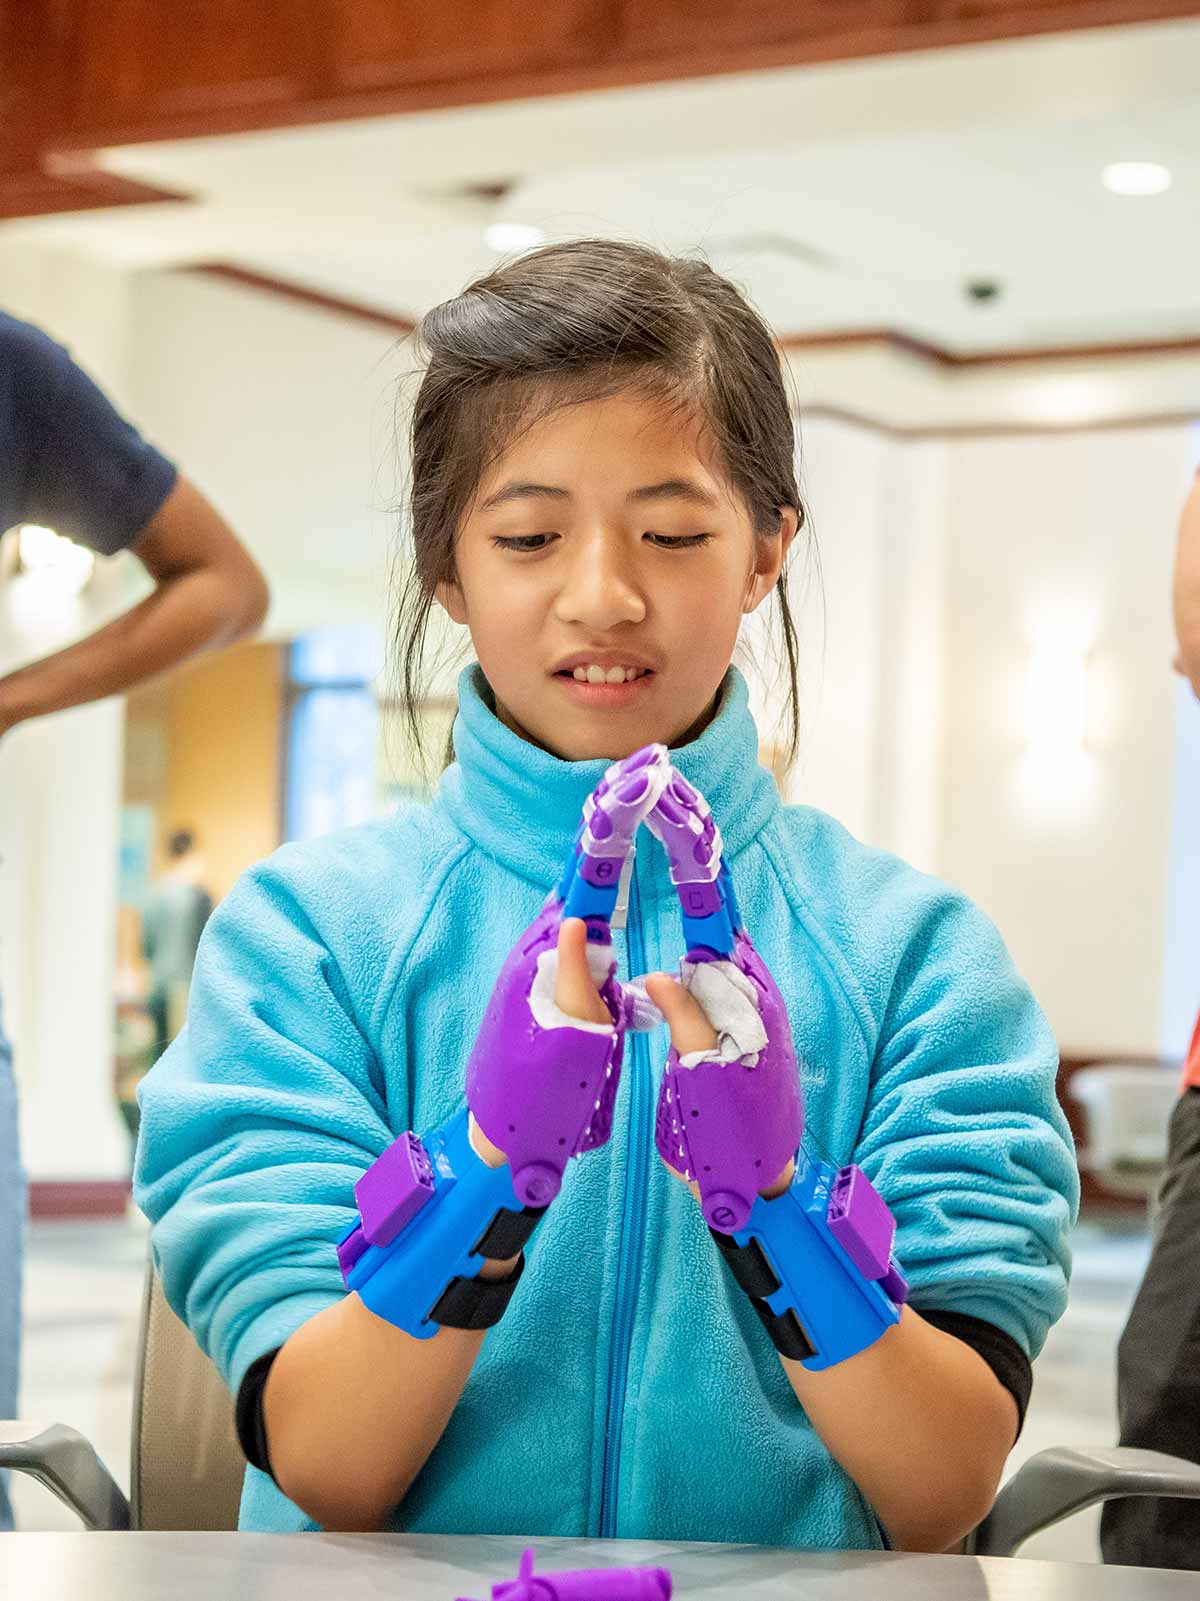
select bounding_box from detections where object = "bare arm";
[262,920,604,1532]
[1174,468,1200,699]
[646,974,1018,1554]
[263,1247,517,1531]
[0,476,269,734]
[780,1305,1017,1551]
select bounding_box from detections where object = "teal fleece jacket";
[134,666,1078,1543]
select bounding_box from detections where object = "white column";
[1,698,128,1181]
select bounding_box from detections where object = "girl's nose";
[554,536,647,630]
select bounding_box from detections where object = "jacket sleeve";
[854,885,1079,1358]
[133,853,395,1393]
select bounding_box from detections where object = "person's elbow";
[226,556,270,640]
[880,1466,1004,1554]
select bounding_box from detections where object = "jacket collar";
[437,664,781,897]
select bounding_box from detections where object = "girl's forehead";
[479,388,727,494]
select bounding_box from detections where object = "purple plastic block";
[826,1164,896,1281]
[354,1131,435,1248]
[458,1547,672,1601]
[881,1261,910,1305]
[336,1222,368,1280]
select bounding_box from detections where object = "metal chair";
[2,1262,1200,1552]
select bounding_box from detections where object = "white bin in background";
[1070,1064,1182,1199]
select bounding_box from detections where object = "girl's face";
[437,390,797,762]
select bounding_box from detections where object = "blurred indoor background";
[0,2,1198,1557]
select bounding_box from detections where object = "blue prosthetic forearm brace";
[337,1106,541,1340]
[714,1153,909,1371]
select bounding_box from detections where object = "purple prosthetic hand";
[646,770,803,1233]
[465,745,670,1208]
[457,1547,672,1601]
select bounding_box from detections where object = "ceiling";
[6,16,1200,357]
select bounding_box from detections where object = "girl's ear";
[435,577,468,626]
[743,507,800,614]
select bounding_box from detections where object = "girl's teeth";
[571,665,646,684]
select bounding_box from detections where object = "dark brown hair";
[395,237,809,768]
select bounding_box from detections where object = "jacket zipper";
[597,855,650,1538]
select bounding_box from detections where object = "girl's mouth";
[553,667,656,708]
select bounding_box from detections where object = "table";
[1,1532,1196,1599]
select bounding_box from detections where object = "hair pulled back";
[396,237,808,768]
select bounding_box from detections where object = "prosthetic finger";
[468,745,671,1197]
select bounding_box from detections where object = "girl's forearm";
[263,1252,516,1531]
[780,1306,1018,1552]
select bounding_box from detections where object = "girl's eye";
[492,533,558,552]
[645,532,713,549]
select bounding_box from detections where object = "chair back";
[129,1261,245,1530]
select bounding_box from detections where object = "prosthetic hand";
[337,746,670,1338]
[645,770,908,1371]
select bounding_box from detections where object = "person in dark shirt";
[0,310,269,1529]
[1100,467,1200,1572]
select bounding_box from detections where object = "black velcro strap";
[430,1253,526,1330]
[710,1228,816,1362]
[709,1229,781,1299]
[472,1204,547,1261]
[749,1298,816,1363]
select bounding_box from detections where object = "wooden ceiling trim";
[19,2,1200,157]
[192,265,417,337]
[185,261,1200,369]
[0,166,189,223]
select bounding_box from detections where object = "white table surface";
[1,1532,1197,1600]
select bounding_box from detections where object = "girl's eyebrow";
[481,478,718,511]
[480,481,571,510]
[629,479,719,507]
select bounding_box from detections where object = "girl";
[135,239,1077,1550]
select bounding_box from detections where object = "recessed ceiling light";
[1101,161,1172,197]
[484,222,546,253]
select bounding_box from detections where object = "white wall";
[750,416,948,877]
[129,269,405,641]
[940,423,1197,1057]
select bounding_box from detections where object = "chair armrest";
[972,1445,1200,1557]
[0,1422,131,1530]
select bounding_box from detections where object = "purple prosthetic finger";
[573,745,670,896]
[468,748,670,1203]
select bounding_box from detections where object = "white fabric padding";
[528,943,617,1035]
[675,959,767,1068]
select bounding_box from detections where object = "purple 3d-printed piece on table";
[466,747,669,1206]
[457,1546,673,1601]
[828,1165,910,1303]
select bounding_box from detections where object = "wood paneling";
[61,0,322,143]
[21,0,1200,156]
[6,0,1199,218]
[329,0,618,93]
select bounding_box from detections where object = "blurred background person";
[132,828,213,1110]
[0,309,268,1530]
[1100,469,1200,1572]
